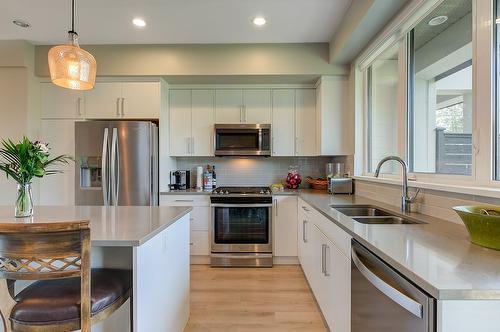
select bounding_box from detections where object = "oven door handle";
[211,203,273,208]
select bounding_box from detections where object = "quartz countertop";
[0,206,192,247]
[298,191,500,300]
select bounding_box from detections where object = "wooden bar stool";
[0,220,133,332]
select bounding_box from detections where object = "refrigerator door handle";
[101,128,109,206]
[111,128,119,206]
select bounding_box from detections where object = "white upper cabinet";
[243,89,271,124]
[215,89,271,124]
[271,89,295,156]
[121,82,160,119]
[191,90,215,156]
[170,89,215,157]
[295,89,317,156]
[39,119,75,205]
[84,82,123,119]
[40,83,84,119]
[316,76,353,155]
[85,81,161,119]
[170,90,192,157]
[215,89,243,123]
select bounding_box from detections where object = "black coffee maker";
[169,170,191,190]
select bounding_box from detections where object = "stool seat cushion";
[11,268,132,325]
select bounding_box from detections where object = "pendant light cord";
[70,0,75,34]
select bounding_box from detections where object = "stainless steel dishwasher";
[351,240,435,332]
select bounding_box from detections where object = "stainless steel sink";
[331,204,426,225]
[331,205,392,217]
[352,216,424,225]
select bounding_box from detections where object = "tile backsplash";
[175,156,353,187]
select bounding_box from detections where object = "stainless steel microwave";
[214,124,271,156]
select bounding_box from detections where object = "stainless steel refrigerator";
[75,121,158,206]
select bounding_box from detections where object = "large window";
[367,44,400,174]
[408,0,473,176]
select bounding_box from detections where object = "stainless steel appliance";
[169,170,191,190]
[214,124,271,156]
[328,177,353,194]
[75,121,159,206]
[351,240,435,332]
[210,186,273,267]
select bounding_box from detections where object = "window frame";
[355,0,498,192]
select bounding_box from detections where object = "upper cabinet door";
[295,89,316,156]
[169,90,192,157]
[243,89,271,124]
[271,89,295,156]
[215,89,243,124]
[191,90,215,156]
[121,82,161,119]
[84,82,123,119]
[41,83,84,119]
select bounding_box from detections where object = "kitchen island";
[0,206,192,332]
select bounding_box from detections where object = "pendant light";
[48,0,96,90]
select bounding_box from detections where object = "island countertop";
[0,206,192,247]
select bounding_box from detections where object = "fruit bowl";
[453,206,500,250]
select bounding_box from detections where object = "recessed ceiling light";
[132,18,146,28]
[253,16,266,26]
[428,15,448,26]
[12,19,30,28]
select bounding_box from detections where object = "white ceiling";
[0,0,352,45]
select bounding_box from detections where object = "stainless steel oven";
[210,187,273,267]
[214,124,271,156]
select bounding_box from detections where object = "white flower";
[37,142,50,154]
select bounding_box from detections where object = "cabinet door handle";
[191,137,195,155]
[244,106,247,122]
[240,106,243,123]
[189,242,194,246]
[116,98,120,116]
[186,138,191,154]
[77,97,83,117]
[321,244,326,275]
[322,244,330,276]
[295,137,299,155]
[274,198,278,217]
[302,220,307,243]
[121,98,125,116]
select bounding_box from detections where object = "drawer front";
[190,230,210,255]
[160,195,210,207]
[190,207,210,231]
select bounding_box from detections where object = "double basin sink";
[331,205,426,225]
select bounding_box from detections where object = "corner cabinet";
[297,198,351,332]
[316,76,353,155]
[169,89,215,157]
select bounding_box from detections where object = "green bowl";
[453,206,500,250]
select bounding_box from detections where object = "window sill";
[354,175,500,200]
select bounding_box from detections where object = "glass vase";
[15,183,33,218]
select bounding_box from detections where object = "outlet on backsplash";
[174,156,353,188]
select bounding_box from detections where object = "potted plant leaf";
[0,137,73,217]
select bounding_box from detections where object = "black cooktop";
[212,186,271,195]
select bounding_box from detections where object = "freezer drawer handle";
[351,248,423,319]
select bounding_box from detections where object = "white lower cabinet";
[273,195,298,257]
[160,195,211,257]
[298,198,351,332]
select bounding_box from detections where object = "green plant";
[0,136,73,185]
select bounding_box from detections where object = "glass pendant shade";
[48,32,96,90]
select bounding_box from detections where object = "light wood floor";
[184,265,327,332]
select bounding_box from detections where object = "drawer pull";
[174,199,194,202]
[302,206,310,212]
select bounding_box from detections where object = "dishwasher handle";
[351,247,423,319]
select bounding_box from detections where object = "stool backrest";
[0,220,91,332]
